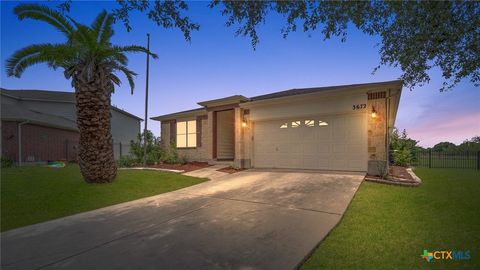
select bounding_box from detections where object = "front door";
[216,110,235,160]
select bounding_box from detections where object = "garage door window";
[319,120,329,126]
[304,120,315,127]
[291,121,301,128]
[176,120,197,148]
[280,123,288,129]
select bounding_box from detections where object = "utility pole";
[143,33,150,167]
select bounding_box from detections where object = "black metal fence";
[412,150,480,170]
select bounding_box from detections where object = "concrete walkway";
[183,164,229,179]
[1,170,364,270]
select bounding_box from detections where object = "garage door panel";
[288,143,303,154]
[302,130,316,141]
[303,157,320,169]
[317,129,332,140]
[253,113,367,171]
[255,154,276,167]
[332,144,346,153]
[317,144,331,153]
[277,155,301,168]
[303,144,318,154]
[346,145,363,153]
[331,159,346,170]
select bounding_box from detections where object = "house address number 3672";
[352,104,367,110]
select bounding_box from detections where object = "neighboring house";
[1,88,142,164]
[152,80,402,174]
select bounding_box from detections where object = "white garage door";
[253,114,367,171]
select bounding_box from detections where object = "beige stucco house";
[152,80,402,174]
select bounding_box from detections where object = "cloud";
[408,112,480,147]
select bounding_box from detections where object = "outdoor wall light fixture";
[242,113,248,128]
[371,106,377,118]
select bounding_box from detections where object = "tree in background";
[432,142,457,152]
[58,1,479,91]
[460,137,480,151]
[459,136,480,151]
[6,4,157,183]
[390,128,419,167]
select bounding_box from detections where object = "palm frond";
[98,48,128,65]
[117,65,137,94]
[6,44,72,77]
[113,45,159,59]
[91,10,108,41]
[14,4,75,37]
[67,16,96,48]
[91,11,115,45]
[91,10,115,45]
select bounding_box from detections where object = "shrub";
[129,130,163,165]
[392,149,411,167]
[390,128,418,167]
[179,154,189,165]
[117,155,137,168]
[162,142,179,164]
[1,156,14,168]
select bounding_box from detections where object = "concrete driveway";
[1,169,364,270]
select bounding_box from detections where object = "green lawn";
[1,165,207,232]
[302,168,480,270]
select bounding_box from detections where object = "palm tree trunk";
[74,68,117,183]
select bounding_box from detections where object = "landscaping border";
[118,167,184,173]
[365,167,422,187]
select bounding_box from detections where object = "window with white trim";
[176,120,197,148]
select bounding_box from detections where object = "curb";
[364,177,420,187]
[406,168,422,184]
[118,167,185,173]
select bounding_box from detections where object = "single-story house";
[152,80,403,174]
[1,88,142,164]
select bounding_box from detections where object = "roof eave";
[242,80,404,108]
[151,108,207,121]
[197,95,248,107]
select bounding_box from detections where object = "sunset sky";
[1,1,479,147]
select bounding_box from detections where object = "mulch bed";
[389,165,414,180]
[365,165,420,187]
[149,162,211,172]
[217,166,246,174]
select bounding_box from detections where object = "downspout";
[18,121,29,166]
[385,89,401,167]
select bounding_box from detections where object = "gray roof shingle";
[1,88,142,120]
[1,103,78,130]
[249,80,403,101]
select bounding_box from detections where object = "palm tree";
[6,4,157,183]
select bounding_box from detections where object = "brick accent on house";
[169,120,176,144]
[234,108,252,168]
[367,92,387,161]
